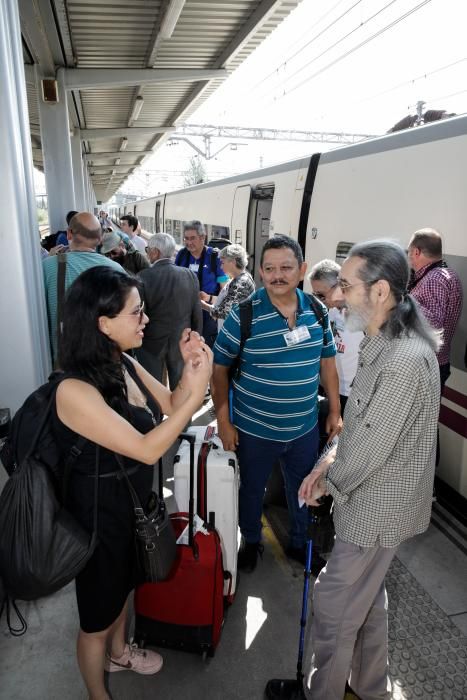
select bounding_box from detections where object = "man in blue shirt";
[175,220,228,348]
[212,235,342,572]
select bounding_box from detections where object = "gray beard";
[344,307,370,333]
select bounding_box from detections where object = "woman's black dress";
[51,378,161,633]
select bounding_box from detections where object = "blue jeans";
[236,426,319,548]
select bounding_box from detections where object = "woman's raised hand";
[181,343,213,402]
[179,329,205,364]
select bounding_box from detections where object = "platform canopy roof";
[21,0,301,202]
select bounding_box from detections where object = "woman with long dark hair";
[52,266,211,700]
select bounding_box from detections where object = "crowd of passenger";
[37,213,462,700]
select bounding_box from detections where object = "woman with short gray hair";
[200,243,255,327]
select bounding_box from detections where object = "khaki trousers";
[306,537,397,700]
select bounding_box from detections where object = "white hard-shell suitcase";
[174,425,240,600]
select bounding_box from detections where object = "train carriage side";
[134,195,165,238]
[302,115,467,501]
[160,159,310,282]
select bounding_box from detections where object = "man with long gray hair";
[136,232,202,389]
[289,241,440,700]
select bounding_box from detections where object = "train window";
[336,242,354,265]
[139,216,154,234]
[173,220,182,245]
[165,219,172,234]
[210,225,230,239]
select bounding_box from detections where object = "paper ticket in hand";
[298,437,338,508]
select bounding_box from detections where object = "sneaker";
[105,641,163,675]
[285,546,327,577]
[237,541,264,573]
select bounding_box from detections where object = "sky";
[33,0,467,200]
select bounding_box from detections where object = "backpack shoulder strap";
[304,293,328,346]
[238,297,253,356]
[210,248,218,275]
[177,247,190,268]
[56,253,67,360]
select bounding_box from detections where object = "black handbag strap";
[114,453,163,513]
[121,356,161,422]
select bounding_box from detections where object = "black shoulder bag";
[115,454,176,583]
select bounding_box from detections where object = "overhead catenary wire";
[246,0,366,97]
[309,56,467,127]
[257,0,402,105]
[272,0,433,102]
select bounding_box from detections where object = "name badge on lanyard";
[283,325,310,347]
[189,263,199,273]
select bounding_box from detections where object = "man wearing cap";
[101,230,149,274]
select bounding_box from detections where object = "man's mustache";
[271,280,287,285]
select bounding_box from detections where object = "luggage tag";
[176,514,209,545]
[284,325,310,347]
[189,263,199,273]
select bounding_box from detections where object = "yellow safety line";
[261,514,293,576]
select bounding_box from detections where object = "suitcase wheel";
[201,645,215,662]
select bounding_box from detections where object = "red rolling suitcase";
[134,433,226,657]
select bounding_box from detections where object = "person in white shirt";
[309,259,363,413]
[120,214,147,256]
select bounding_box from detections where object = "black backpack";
[176,246,220,291]
[0,373,98,635]
[231,293,329,381]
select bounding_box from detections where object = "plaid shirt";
[325,333,440,547]
[410,262,463,366]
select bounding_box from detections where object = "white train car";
[122,115,467,509]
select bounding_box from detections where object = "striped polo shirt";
[43,251,123,362]
[213,287,336,442]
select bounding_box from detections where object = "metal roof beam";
[19,0,55,75]
[90,167,138,174]
[216,0,281,68]
[81,127,174,139]
[85,151,152,159]
[60,68,228,91]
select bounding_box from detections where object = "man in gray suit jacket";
[136,232,203,389]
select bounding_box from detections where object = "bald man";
[42,212,123,364]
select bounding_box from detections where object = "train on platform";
[109,114,467,514]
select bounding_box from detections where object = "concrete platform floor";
[1,409,466,699]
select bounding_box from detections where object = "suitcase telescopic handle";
[179,432,196,549]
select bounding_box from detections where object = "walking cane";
[264,508,318,700]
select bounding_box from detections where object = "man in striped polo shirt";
[212,235,341,573]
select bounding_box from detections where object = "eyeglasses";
[337,280,369,291]
[314,282,338,302]
[117,302,145,323]
[183,235,201,243]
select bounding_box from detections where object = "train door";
[248,185,274,284]
[231,185,251,247]
[155,201,161,232]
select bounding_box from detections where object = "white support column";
[83,165,91,211]
[71,129,86,211]
[0,0,51,412]
[37,68,75,233]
